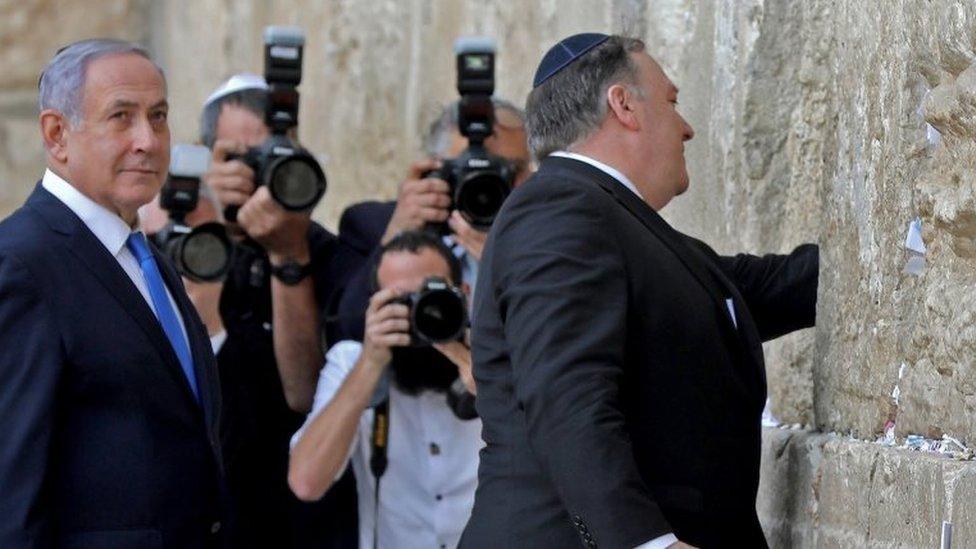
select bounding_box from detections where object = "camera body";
[225,26,326,221]
[393,276,468,345]
[155,144,234,282]
[427,37,515,234]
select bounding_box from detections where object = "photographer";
[334,97,532,340]
[201,72,359,548]
[139,171,226,347]
[289,230,480,549]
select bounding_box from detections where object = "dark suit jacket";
[460,157,818,549]
[329,200,396,341]
[0,184,225,548]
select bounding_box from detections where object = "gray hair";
[422,97,526,158]
[38,39,165,126]
[199,88,269,149]
[525,36,645,160]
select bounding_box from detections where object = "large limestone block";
[759,428,976,548]
[815,0,976,444]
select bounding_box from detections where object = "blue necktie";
[126,232,199,403]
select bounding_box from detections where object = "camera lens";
[412,288,466,343]
[455,171,509,228]
[178,223,233,281]
[268,155,325,210]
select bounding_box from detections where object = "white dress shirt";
[42,169,191,351]
[292,341,484,549]
[545,154,680,549]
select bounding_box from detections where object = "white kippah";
[203,72,269,107]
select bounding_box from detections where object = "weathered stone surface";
[0,0,150,216]
[814,0,976,445]
[759,428,976,548]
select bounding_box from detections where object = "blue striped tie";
[126,232,199,402]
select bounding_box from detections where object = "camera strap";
[369,398,390,549]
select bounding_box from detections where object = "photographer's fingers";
[448,211,487,260]
[405,158,441,181]
[367,288,399,315]
[414,177,451,195]
[409,190,452,209]
[211,139,247,163]
[205,158,256,208]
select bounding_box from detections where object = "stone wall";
[2,1,974,546]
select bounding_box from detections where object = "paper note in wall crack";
[905,218,926,254]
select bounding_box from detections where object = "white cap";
[204,72,269,107]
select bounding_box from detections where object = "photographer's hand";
[433,338,476,395]
[361,288,411,370]
[235,186,311,262]
[381,159,452,244]
[205,140,255,210]
[236,186,321,412]
[289,287,410,502]
[447,210,487,262]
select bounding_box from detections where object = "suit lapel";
[27,184,204,410]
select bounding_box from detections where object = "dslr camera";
[154,144,234,282]
[226,26,326,221]
[394,277,468,345]
[426,37,516,233]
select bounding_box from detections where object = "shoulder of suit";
[337,200,396,254]
[0,205,54,266]
[502,166,618,219]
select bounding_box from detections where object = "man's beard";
[389,346,459,396]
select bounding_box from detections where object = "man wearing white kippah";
[199,73,360,548]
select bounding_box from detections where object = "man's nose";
[682,116,695,141]
[131,115,164,154]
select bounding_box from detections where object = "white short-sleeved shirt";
[292,341,484,549]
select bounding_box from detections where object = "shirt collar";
[41,168,138,256]
[550,151,643,200]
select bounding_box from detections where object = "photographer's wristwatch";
[270,259,312,286]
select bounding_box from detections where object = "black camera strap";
[369,398,390,549]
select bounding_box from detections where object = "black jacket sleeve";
[489,183,671,548]
[0,254,60,548]
[715,243,819,341]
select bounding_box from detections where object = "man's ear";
[40,110,69,163]
[606,84,639,131]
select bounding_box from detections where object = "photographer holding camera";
[289,230,480,549]
[333,38,532,342]
[140,145,228,345]
[200,26,359,549]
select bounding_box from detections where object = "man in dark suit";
[0,40,224,548]
[460,34,819,549]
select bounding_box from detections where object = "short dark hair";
[371,230,463,291]
[199,88,268,149]
[525,36,645,160]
